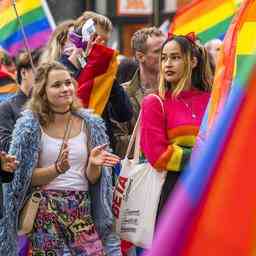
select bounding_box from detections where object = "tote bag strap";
[125,94,165,160]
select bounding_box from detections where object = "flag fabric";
[77,43,118,115]
[0,65,18,102]
[145,0,256,255]
[201,0,256,134]
[0,49,18,102]
[169,0,239,43]
[0,0,54,56]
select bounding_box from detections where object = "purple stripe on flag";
[144,184,194,256]
[8,28,51,56]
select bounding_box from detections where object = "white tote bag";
[113,95,167,249]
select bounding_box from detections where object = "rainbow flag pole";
[11,0,36,71]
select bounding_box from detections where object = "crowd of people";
[0,9,220,256]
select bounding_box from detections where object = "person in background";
[124,27,166,120]
[0,62,121,255]
[0,48,42,255]
[112,27,166,159]
[140,34,212,229]
[39,20,75,65]
[204,38,222,68]
[0,49,41,153]
[60,12,133,153]
[0,48,18,102]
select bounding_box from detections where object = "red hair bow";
[167,32,197,44]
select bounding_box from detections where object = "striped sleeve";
[140,96,198,172]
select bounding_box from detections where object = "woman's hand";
[86,144,120,184]
[55,143,70,174]
[89,144,120,167]
[0,151,19,173]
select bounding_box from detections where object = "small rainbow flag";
[0,0,54,56]
[169,0,239,43]
[77,43,118,115]
[145,0,256,255]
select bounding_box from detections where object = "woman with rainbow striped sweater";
[140,34,213,218]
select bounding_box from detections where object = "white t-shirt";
[39,122,89,191]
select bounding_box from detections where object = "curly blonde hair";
[26,61,82,126]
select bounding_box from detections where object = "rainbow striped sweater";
[140,89,210,171]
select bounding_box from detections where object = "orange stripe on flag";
[171,0,234,28]
[0,83,18,93]
[89,50,118,115]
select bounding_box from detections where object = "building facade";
[47,0,191,57]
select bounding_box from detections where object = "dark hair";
[16,48,42,84]
[159,36,212,97]
[116,58,138,84]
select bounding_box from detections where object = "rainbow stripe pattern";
[169,0,239,43]
[146,1,256,255]
[154,125,198,171]
[77,43,118,115]
[0,0,53,56]
[0,68,17,102]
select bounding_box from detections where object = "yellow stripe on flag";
[237,22,256,55]
[166,144,183,172]
[174,2,236,35]
[0,0,41,28]
[89,51,118,115]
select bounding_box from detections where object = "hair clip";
[168,32,197,44]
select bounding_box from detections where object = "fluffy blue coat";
[0,109,121,255]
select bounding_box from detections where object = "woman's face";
[161,40,186,86]
[45,69,75,111]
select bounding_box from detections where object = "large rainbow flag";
[169,0,239,43]
[0,0,54,56]
[145,0,256,255]
[198,0,255,142]
[77,43,118,115]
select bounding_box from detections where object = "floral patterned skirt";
[30,190,105,256]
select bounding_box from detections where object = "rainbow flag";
[169,0,239,43]
[201,0,255,135]
[0,66,18,102]
[0,0,54,56]
[77,43,118,115]
[145,0,256,255]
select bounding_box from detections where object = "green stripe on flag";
[0,7,45,41]
[198,15,234,43]
[235,54,256,88]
